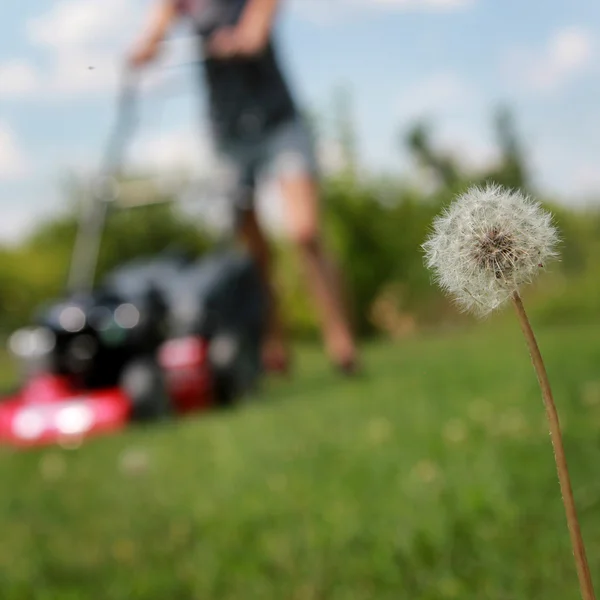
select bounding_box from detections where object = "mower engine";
[10,282,167,387]
[1,281,171,447]
[100,252,214,413]
[105,248,267,407]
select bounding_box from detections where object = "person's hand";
[206,25,268,59]
[127,38,161,68]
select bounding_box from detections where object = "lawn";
[1,318,600,599]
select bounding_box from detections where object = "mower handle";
[67,57,216,295]
[66,66,141,296]
[100,66,141,176]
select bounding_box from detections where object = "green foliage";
[1,321,600,597]
[1,101,600,341]
[322,174,443,335]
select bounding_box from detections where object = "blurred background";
[1,1,600,599]
[1,0,600,337]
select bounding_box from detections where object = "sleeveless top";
[174,0,298,143]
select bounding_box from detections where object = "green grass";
[1,319,600,599]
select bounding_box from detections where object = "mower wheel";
[120,356,171,421]
[210,333,260,408]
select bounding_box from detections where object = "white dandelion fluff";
[422,183,596,599]
[422,183,560,316]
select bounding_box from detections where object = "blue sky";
[1,0,599,243]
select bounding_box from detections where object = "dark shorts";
[215,115,320,212]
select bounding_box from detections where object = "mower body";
[0,248,267,448]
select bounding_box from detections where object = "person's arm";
[128,0,179,67]
[207,0,282,58]
[237,0,281,49]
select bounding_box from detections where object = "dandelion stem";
[511,291,596,600]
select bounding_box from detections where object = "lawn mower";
[0,69,268,448]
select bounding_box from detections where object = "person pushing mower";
[127,0,359,375]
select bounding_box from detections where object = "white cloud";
[13,0,151,99]
[0,55,121,100]
[0,208,35,246]
[361,0,473,9]
[0,61,39,98]
[550,28,593,71]
[0,123,28,180]
[289,0,474,24]
[26,0,138,51]
[508,27,595,92]
[8,0,195,100]
[534,27,594,90]
[396,72,475,122]
[14,0,475,97]
[0,202,58,246]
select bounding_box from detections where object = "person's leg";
[219,144,291,373]
[265,120,358,371]
[235,203,291,372]
[280,173,357,370]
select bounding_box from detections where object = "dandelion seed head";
[422,183,560,316]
